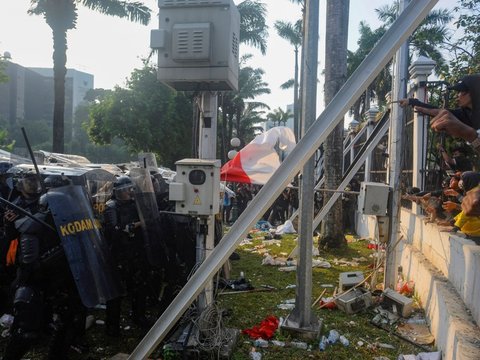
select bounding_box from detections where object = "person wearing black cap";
[399,73,480,129]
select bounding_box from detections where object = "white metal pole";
[128,2,438,357]
[385,0,410,290]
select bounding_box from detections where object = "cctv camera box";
[335,287,372,315]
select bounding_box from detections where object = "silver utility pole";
[129,2,437,357]
[197,92,218,308]
[385,0,410,290]
[282,0,320,336]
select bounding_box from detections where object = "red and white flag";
[221,127,296,184]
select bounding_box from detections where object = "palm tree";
[219,55,270,161]
[266,107,292,127]
[321,0,350,250]
[347,2,452,121]
[237,0,269,55]
[274,19,302,140]
[376,2,452,73]
[28,0,151,153]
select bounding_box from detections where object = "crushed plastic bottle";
[327,329,340,344]
[339,335,349,347]
[290,341,308,350]
[271,340,285,347]
[254,339,269,348]
[319,336,328,351]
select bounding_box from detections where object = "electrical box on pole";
[169,158,221,216]
[150,0,240,91]
[358,182,390,216]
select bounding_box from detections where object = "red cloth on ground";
[242,315,279,339]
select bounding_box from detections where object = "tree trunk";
[320,0,350,249]
[51,26,67,153]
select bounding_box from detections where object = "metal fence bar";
[128,1,438,357]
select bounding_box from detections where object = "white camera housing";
[169,158,220,216]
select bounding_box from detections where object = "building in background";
[0,60,93,137]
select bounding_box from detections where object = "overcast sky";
[0,0,457,116]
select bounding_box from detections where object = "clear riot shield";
[83,169,116,221]
[129,167,168,268]
[47,185,123,308]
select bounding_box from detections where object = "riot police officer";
[103,175,152,336]
[1,170,84,360]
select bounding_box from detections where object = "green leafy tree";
[347,2,452,120]
[28,0,151,154]
[376,2,452,73]
[448,0,480,76]
[0,53,8,84]
[87,66,193,168]
[238,0,269,55]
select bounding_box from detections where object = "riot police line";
[0,161,201,359]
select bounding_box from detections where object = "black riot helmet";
[44,174,72,189]
[9,169,42,197]
[113,175,134,201]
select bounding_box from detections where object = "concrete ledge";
[400,244,480,360]
[398,209,480,326]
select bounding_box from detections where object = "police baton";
[0,196,55,232]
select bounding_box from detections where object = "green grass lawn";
[214,230,432,360]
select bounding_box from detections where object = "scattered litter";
[262,239,282,246]
[319,335,328,351]
[249,348,262,360]
[312,259,331,268]
[278,266,297,272]
[398,351,441,360]
[376,342,395,349]
[242,316,279,340]
[255,220,273,230]
[262,255,284,266]
[352,256,368,262]
[284,298,296,304]
[357,340,364,347]
[373,357,390,360]
[2,329,10,338]
[253,338,269,348]
[319,297,337,309]
[290,341,308,350]
[240,239,253,246]
[333,258,360,267]
[274,220,296,235]
[286,284,296,289]
[397,323,435,345]
[339,335,350,347]
[327,329,340,344]
[372,307,400,325]
[271,340,285,347]
[123,326,130,331]
[405,315,427,325]
[94,304,106,310]
[320,284,334,288]
[95,319,105,326]
[277,303,295,310]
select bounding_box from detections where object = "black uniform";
[2,192,84,360]
[103,179,151,336]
